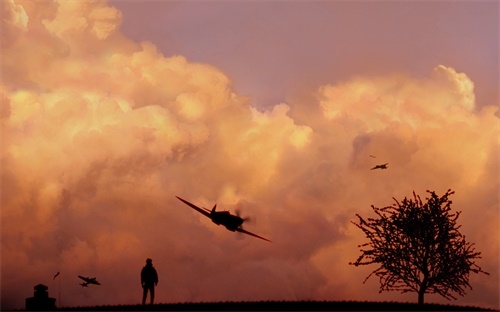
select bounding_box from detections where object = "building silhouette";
[25,284,56,311]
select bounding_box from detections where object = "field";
[58,300,497,311]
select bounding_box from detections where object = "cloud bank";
[1,0,498,310]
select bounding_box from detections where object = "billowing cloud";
[1,0,498,310]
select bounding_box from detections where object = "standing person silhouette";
[141,258,158,305]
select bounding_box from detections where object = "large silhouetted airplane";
[78,275,101,287]
[176,196,271,242]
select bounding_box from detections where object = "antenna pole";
[58,273,61,308]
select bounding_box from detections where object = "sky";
[1,0,499,310]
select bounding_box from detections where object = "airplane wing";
[235,227,272,242]
[78,275,88,282]
[176,196,211,218]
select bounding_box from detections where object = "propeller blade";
[234,204,255,225]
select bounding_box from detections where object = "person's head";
[146,258,152,265]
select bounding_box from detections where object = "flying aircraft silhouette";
[78,275,101,287]
[371,163,388,170]
[176,196,271,242]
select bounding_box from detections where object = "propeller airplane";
[78,275,101,287]
[176,196,271,242]
[371,163,388,170]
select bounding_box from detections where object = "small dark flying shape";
[176,196,271,242]
[78,275,101,287]
[371,163,388,170]
[369,155,376,158]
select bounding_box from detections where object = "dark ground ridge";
[55,300,498,311]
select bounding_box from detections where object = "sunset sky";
[1,0,499,310]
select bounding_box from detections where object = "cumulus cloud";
[319,65,476,130]
[1,0,498,310]
[1,0,28,48]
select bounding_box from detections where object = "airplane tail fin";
[211,204,217,212]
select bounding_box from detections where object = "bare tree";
[350,189,489,305]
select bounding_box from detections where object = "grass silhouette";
[57,300,497,311]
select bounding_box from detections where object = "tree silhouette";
[350,189,489,305]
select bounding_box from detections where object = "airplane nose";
[236,209,252,224]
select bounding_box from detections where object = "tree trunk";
[418,263,429,305]
[418,288,425,305]
[418,275,428,305]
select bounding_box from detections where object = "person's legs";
[150,286,155,304]
[142,286,148,305]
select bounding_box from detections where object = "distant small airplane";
[78,275,101,287]
[371,163,388,170]
[176,196,271,242]
[369,155,376,158]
